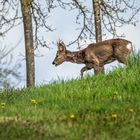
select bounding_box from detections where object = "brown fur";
[52,38,132,77]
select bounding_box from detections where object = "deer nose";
[52,61,55,65]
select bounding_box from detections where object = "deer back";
[85,38,132,65]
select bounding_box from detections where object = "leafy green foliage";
[0,54,140,140]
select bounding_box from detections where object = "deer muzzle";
[52,61,59,66]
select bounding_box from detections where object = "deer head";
[52,40,66,66]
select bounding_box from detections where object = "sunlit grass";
[0,54,140,140]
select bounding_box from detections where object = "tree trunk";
[20,0,35,87]
[92,0,105,74]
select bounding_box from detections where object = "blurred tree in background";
[0,0,54,87]
[0,46,21,89]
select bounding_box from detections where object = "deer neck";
[65,50,85,64]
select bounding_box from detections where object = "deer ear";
[59,45,65,52]
[58,40,66,52]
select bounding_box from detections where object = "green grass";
[0,54,140,140]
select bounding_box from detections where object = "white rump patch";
[126,43,132,51]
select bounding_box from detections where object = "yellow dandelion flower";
[1,103,6,109]
[31,99,38,104]
[128,108,134,112]
[112,113,117,119]
[1,103,6,106]
[1,105,5,109]
[69,114,75,119]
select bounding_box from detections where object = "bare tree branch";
[100,0,140,37]
[0,45,21,88]
[48,0,140,47]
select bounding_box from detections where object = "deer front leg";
[94,66,104,75]
[91,58,104,75]
[85,54,101,75]
[80,66,90,77]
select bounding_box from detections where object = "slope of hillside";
[0,54,140,140]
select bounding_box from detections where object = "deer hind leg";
[80,66,91,77]
[118,57,127,64]
[85,54,101,75]
[94,66,104,75]
[91,58,102,75]
[117,53,130,65]
[115,45,132,65]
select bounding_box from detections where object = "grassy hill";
[0,54,140,140]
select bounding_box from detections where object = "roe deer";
[52,38,132,77]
